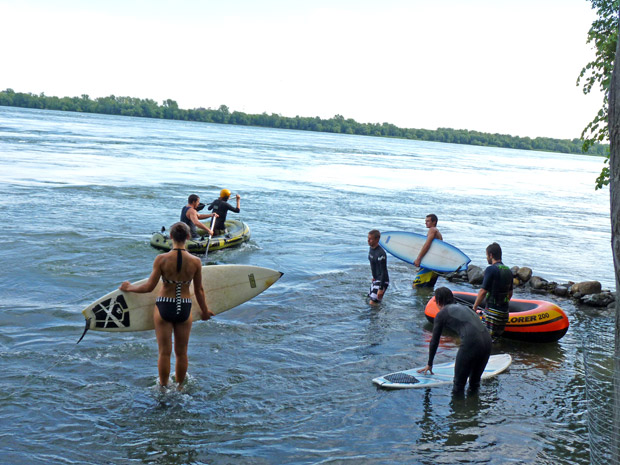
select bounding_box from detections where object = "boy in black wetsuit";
[419,287,492,394]
[367,229,389,304]
[472,242,514,339]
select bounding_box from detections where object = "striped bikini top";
[161,248,192,287]
[160,249,192,314]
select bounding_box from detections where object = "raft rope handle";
[453,295,483,311]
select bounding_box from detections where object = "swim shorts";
[482,306,509,339]
[368,279,389,302]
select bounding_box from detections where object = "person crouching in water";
[418,287,492,395]
[120,222,214,389]
[367,229,389,305]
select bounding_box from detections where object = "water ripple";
[0,106,610,464]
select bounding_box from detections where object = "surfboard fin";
[76,318,91,344]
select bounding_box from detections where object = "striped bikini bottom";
[156,296,192,323]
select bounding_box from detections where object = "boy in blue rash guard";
[418,287,492,394]
[367,229,389,304]
[472,242,514,340]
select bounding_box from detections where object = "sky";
[0,0,605,140]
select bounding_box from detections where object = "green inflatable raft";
[150,220,251,254]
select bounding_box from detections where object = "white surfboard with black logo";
[82,265,283,332]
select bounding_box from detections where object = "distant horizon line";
[0,88,608,157]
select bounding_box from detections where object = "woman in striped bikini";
[120,222,213,389]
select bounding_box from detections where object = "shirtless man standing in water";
[413,214,443,288]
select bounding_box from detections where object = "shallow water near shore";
[0,106,614,464]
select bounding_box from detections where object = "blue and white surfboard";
[379,231,470,273]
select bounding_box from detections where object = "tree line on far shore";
[0,88,608,157]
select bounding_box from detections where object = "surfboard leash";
[76,317,91,344]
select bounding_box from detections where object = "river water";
[0,106,615,464]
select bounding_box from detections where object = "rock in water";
[570,281,602,296]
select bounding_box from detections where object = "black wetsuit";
[428,303,492,393]
[208,198,240,233]
[368,245,389,301]
[481,262,514,338]
[180,205,199,238]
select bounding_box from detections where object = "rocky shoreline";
[444,264,616,310]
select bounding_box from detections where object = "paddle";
[203,215,217,261]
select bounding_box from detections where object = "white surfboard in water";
[82,265,283,332]
[379,231,470,273]
[372,354,512,389]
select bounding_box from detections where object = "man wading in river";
[472,242,513,340]
[413,214,443,288]
[367,229,389,304]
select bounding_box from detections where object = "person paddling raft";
[418,287,492,395]
[181,194,218,239]
[119,222,214,390]
[413,214,443,288]
[208,189,241,236]
[472,242,514,340]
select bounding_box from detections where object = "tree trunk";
[610,9,620,464]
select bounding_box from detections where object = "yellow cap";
[220,188,231,198]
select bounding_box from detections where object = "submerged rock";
[447,269,468,282]
[516,267,533,283]
[529,276,548,290]
[467,265,484,285]
[460,263,613,309]
[581,292,615,307]
[570,281,602,296]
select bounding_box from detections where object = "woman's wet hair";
[170,222,191,242]
[435,287,455,307]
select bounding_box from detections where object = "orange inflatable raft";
[424,291,569,343]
